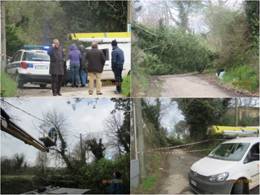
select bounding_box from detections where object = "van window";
[244,143,259,163]
[208,143,250,161]
[102,49,109,61]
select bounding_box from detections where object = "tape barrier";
[137,139,226,154]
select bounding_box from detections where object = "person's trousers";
[88,72,102,93]
[113,65,123,92]
[80,69,88,86]
[51,74,63,95]
[70,64,80,86]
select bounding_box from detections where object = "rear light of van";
[20,61,28,69]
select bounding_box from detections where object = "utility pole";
[0,0,6,70]
[134,98,146,179]
[127,0,132,32]
[80,133,83,163]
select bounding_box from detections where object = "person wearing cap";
[86,42,106,95]
[47,39,65,96]
[111,40,124,94]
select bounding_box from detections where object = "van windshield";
[23,51,50,61]
[208,143,250,161]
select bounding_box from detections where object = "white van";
[69,32,131,80]
[189,137,259,194]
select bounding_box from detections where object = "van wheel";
[16,74,24,89]
[40,84,47,88]
[231,179,249,194]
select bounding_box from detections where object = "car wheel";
[16,74,24,89]
[40,84,47,88]
[232,179,249,194]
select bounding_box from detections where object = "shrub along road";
[152,73,242,98]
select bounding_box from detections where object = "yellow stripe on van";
[210,125,259,135]
[70,32,131,40]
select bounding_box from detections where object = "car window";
[22,51,50,61]
[12,51,22,62]
[208,143,250,161]
[245,143,259,163]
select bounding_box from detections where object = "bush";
[223,65,259,92]
[0,71,17,97]
[133,25,213,74]
[79,154,130,193]
[122,75,131,97]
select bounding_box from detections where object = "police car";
[6,45,51,88]
[189,137,260,194]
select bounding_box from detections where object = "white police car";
[6,45,51,88]
[189,137,259,194]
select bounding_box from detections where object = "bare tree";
[35,151,48,174]
[40,109,75,173]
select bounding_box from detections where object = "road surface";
[17,84,123,97]
[159,149,259,194]
[151,73,239,98]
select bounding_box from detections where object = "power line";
[1,99,45,123]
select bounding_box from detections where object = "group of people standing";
[47,39,124,96]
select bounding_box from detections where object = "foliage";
[5,25,24,56]
[177,99,230,140]
[122,75,131,97]
[133,24,214,74]
[1,175,34,194]
[206,4,258,70]
[5,1,127,56]
[1,154,26,174]
[0,71,17,97]
[223,65,259,92]
[244,0,259,51]
[85,138,106,161]
[79,154,130,193]
[60,1,127,32]
[141,99,168,147]
[109,98,130,154]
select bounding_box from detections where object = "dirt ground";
[159,149,200,194]
[159,149,259,194]
[153,73,240,98]
[16,83,123,97]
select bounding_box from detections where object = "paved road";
[17,84,123,97]
[153,73,238,98]
[159,149,259,194]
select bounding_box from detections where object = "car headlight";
[209,172,229,182]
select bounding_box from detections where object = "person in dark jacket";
[69,44,81,87]
[47,39,64,96]
[111,40,124,94]
[86,42,105,95]
[79,44,88,87]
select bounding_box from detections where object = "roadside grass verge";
[122,74,130,97]
[222,65,259,93]
[0,71,17,97]
[133,152,168,193]
[1,175,35,194]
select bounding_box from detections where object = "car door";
[243,142,259,189]
[7,51,23,74]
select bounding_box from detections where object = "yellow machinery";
[209,125,259,137]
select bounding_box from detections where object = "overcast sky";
[1,97,121,166]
